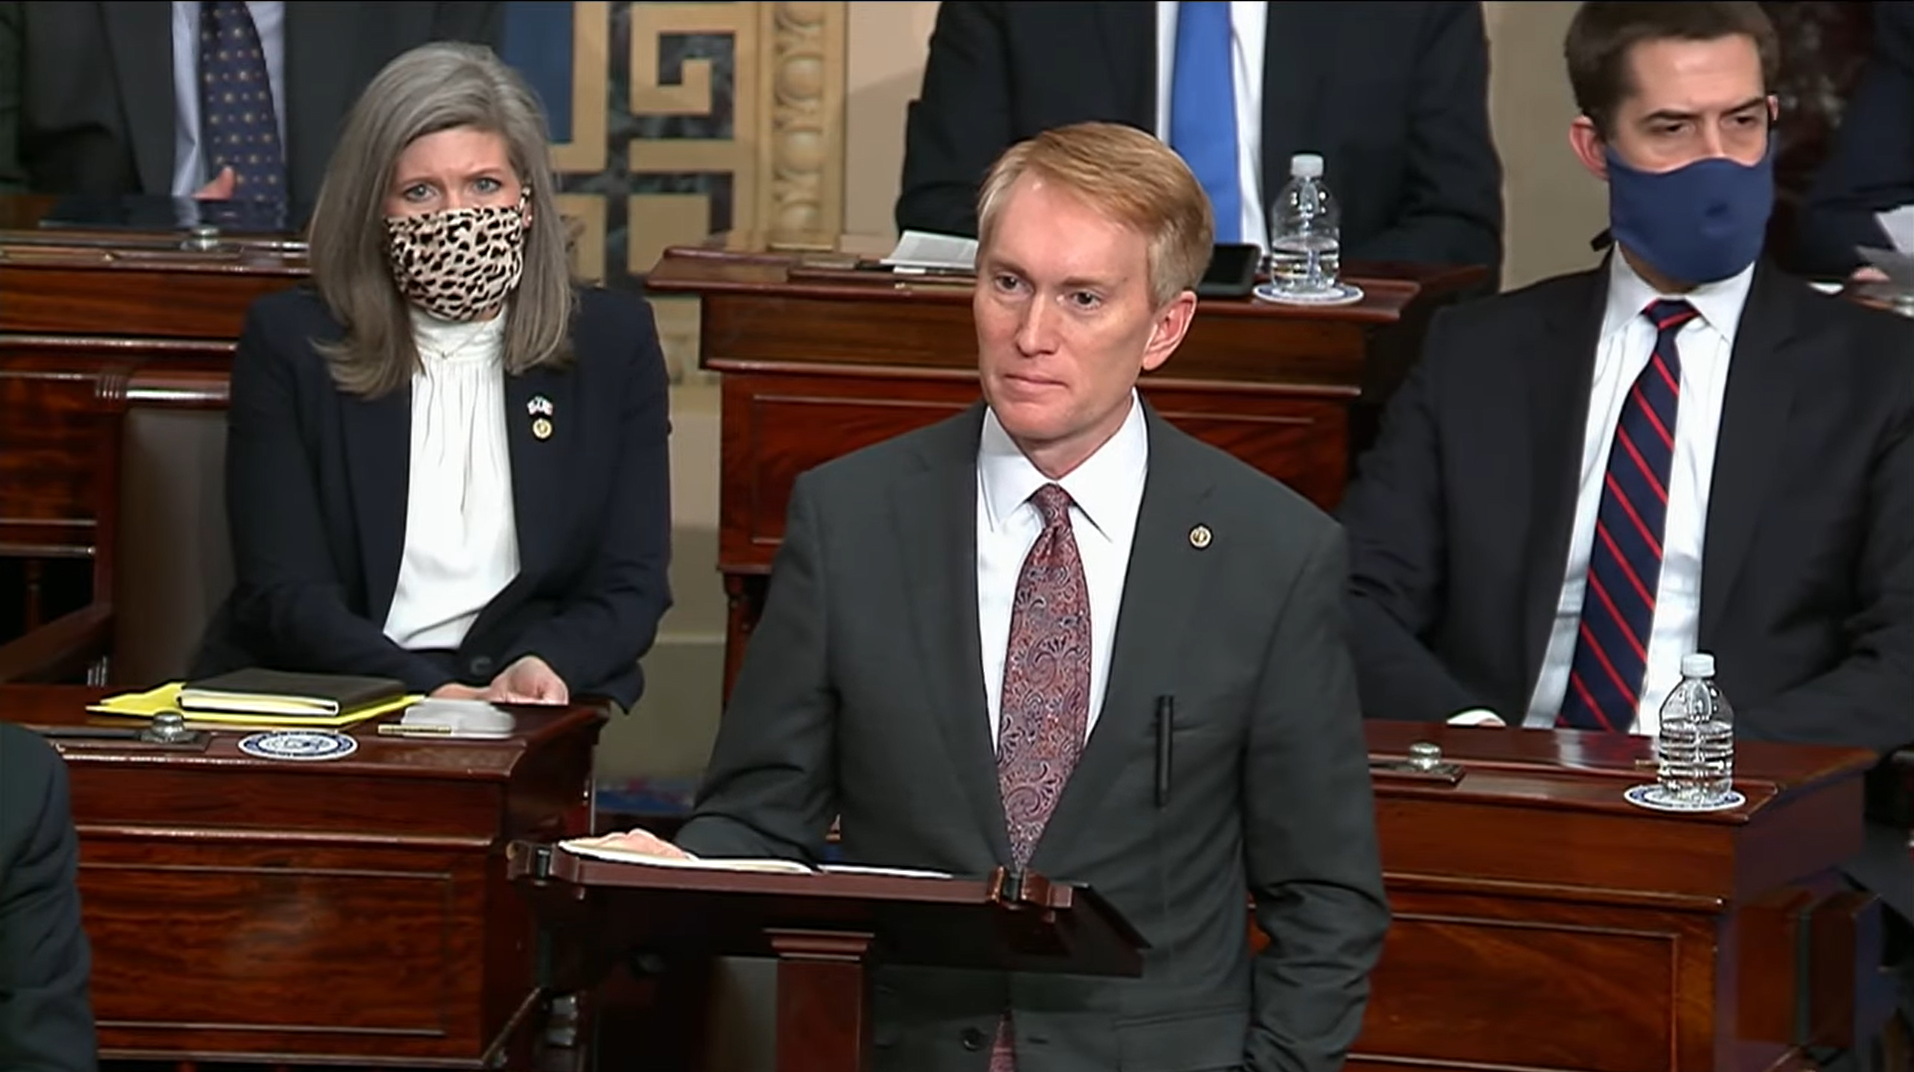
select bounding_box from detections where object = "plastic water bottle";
[1267,153,1341,295]
[1655,653,1736,802]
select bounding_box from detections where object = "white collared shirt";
[1154,2,1268,248]
[1520,254,1753,734]
[977,394,1149,747]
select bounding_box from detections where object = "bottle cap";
[1681,652,1716,678]
[1290,152,1324,179]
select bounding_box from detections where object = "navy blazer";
[193,285,673,709]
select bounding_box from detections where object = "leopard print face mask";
[383,194,528,321]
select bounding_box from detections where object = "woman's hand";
[429,682,488,700]
[484,655,570,705]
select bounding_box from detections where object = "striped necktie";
[1559,299,1698,731]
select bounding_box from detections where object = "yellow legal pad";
[88,682,422,729]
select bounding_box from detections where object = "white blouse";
[381,309,521,652]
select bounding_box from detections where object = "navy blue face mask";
[1605,145,1774,285]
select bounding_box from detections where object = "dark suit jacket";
[896,1,1504,282]
[1797,1,1914,277]
[1339,261,1914,922]
[0,723,97,1072]
[0,2,502,207]
[677,404,1388,1072]
[192,286,673,710]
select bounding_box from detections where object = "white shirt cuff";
[1446,709,1506,728]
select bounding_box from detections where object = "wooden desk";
[1363,722,1885,1072]
[645,239,1484,695]
[1,686,604,1069]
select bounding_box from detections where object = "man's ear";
[1141,290,1198,373]
[1568,115,1610,182]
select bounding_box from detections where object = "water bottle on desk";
[1267,152,1341,297]
[1655,652,1736,805]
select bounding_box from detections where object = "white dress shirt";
[1154,1,1268,248]
[1514,254,1752,735]
[977,394,1149,747]
[382,310,521,652]
[170,1,288,197]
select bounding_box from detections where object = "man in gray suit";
[0,723,97,1072]
[615,122,1388,1072]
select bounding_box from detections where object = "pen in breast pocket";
[1154,695,1174,808]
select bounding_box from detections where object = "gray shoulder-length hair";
[307,42,575,398]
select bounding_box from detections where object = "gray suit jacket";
[0,2,501,207]
[678,404,1389,1072]
[0,723,97,1072]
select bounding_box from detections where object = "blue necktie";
[1559,299,1698,731]
[198,1,286,202]
[1168,2,1241,242]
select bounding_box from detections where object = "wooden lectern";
[644,238,1484,695]
[509,844,1147,1072]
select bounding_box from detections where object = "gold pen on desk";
[376,723,452,737]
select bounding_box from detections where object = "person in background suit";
[1339,0,1914,1060]
[600,122,1388,1072]
[897,1,1504,285]
[1796,0,1914,280]
[0,2,500,210]
[0,723,98,1072]
[190,42,672,711]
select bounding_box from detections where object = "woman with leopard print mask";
[192,42,673,714]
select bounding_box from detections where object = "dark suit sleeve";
[1795,2,1914,278]
[0,727,99,1072]
[1344,3,1503,278]
[674,473,838,861]
[1243,525,1389,1072]
[430,2,504,48]
[895,1,1011,237]
[1737,330,1914,755]
[501,304,674,696]
[0,3,26,193]
[1338,311,1492,721]
[225,306,457,694]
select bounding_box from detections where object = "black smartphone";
[1194,242,1260,298]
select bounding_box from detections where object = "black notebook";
[177,670,407,718]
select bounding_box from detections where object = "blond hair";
[976,121,1213,308]
[307,43,574,398]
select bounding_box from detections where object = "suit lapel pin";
[528,395,554,441]
[1189,524,1212,550]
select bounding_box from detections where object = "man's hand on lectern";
[597,828,695,861]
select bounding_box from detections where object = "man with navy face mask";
[1340,2,1914,1060]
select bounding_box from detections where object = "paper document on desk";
[1878,205,1914,252]
[1855,206,1914,286]
[880,229,977,273]
[559,834,953,878]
